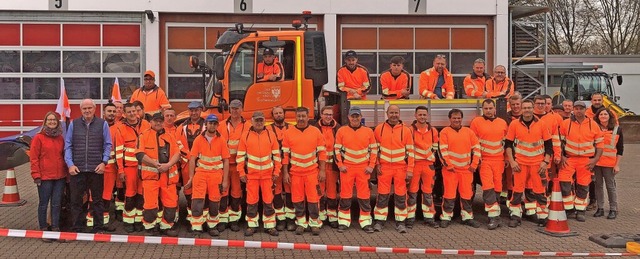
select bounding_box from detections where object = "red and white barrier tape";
[0,228,636,256]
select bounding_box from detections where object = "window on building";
[0,23,142,101]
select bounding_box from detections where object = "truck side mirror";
[616,75,623,85]
[214,56,225,80]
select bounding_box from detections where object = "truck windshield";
[577,75,612,100]
[228,42,255,102]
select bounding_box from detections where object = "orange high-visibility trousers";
[480,160,504,192]
[291,172,321,203]
[192,172,223,201]
[246,178,274,205]
[103,169,118,201]
[559,157,592,186]
[180,161,192,195]
[442,168,474,200]
[142,176,178,210]
[123,167,143,197]
[409,162,435,194]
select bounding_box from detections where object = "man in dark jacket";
[64,99,112,233]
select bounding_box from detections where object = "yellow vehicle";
[552,70,640,142]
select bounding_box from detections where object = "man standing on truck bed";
[438,108,481,229]
[470,99,508,230]
[380,56,411,100]
[485,65,515,99]
[337,50,371,100]
[419,54,455,99]
[463,58,490,99]
[217,99,248,232]
[282,107,327,236]
[373,105,414,233]
[129,70,171,117]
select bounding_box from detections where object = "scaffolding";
[509,6,550,99]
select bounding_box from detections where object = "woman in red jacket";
[30,112,67,241]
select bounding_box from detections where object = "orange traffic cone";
[537,178,577,237]
[0,168,27,207]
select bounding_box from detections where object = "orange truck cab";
[176,13,328,125]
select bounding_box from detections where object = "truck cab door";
[242,39,300,119]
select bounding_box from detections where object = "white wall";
[593,63,640,113]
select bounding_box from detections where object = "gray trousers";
[593,166,618,211]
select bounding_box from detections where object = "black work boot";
[487,217,500,230]
[508,216,521,228]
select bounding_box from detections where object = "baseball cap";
[344,50,357,59]
[144,70,155,79]
[229,99,243,108]
[252,111,266,120]
[263,48,275,56]
[205,114,219,123]
[573,101,587,108]
[349,106,362,116]
[151,112,164,121]
[188,101,203,109]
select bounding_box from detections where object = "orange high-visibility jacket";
[379,69,412,100]
[178,118,206,150]
[106,122,123,173]
[190,133,230,174]
[485,77,515,98]
[218,118,248,165]
[337,64,371,99]
[129,86,171,115]
[463,73,491,98]
[237,127,281,179]
[115,120,151,174]
[439,126,481,170]
[410,121,439,164]
[538,112,563,160]
[282,125,327,175]
[164,124,189,163]
[596,126,623,167]
[585,105,619,123]
[559,117,604,157]
[315,119,340,164]
[334,125,377,168]
[470,116,507,161]
[418,67,455,99]
[257,61,284,82]
[374,121,415,172]
[268,122,291,152]
[506,117,551,165]
[136,128,180,181]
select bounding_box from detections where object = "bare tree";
[509,0,594,54]
[585,0,640,54]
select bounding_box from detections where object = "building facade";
[0,0,508,137]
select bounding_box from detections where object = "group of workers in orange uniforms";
[337,51,515,101]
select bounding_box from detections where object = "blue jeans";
[37,179,66,230]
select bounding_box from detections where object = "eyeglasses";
[494,71,506,74]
